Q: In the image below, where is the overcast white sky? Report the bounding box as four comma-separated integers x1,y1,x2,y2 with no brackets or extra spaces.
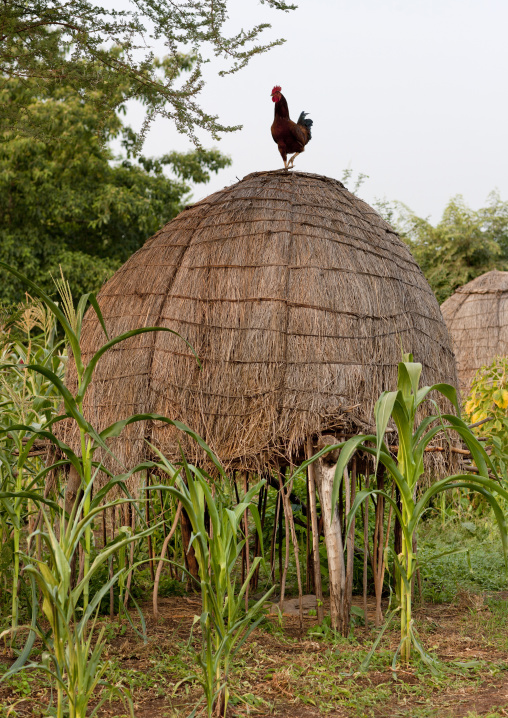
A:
127,0,507,222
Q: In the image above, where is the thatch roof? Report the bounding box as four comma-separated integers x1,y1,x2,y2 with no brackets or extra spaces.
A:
441,270,508,389
60,170,459,477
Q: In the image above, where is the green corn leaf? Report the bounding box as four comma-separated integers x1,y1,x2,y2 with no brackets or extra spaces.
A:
441,414,495,477
80,568,126,628
374,391,399,468
75,292,110,342
416,382,459,413
331,435,376,513
5,574,38,675
354,445,413,508
409,623,442,676
416,546,471,568
346,488,411,556
197,471,221,534
0,491,61,513
360,608,399,672
73,522,159,605
399,361,422,402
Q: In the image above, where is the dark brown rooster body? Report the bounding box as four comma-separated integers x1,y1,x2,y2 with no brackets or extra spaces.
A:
271,85,313,170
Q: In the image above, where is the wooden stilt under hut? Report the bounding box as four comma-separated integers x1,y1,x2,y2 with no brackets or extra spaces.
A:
59,170,460,634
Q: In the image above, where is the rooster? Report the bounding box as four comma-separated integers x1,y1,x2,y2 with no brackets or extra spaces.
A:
271,85,313,170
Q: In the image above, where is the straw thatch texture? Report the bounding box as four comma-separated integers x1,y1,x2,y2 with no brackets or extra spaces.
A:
60,170,459,478
441,270,508,389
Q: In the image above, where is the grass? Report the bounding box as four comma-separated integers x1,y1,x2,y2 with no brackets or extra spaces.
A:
418,514,508,603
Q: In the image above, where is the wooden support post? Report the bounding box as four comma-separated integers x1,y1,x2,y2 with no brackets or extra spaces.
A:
269,487,280,582
344,457,356,625
253,481,268,590
123,503,136,608
242,471,250,612
372,466,385,627
306,437,324,624
314,435,348,635
146,474,155,582
279,468,304,629
278,471,290,610
110,504,116,619
363,472,369,627
278,487,283,582
306,472,312,593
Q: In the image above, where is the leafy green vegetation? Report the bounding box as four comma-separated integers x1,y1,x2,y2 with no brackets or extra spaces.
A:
419,516,508,602
376,193,508,303
2,1,294,147
0,55,232,304
464,357,508,477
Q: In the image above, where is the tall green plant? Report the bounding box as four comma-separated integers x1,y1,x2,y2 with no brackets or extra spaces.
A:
0,479,154,717
149,449,274,718
332,357,508,667
0,298,66,640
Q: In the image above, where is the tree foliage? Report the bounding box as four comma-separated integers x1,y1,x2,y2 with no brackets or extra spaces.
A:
1,0,295,147
0,55,232,304
377,194,508,304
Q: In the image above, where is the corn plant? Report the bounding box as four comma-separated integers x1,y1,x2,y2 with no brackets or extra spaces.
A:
0,299,66,640
147,448,274,718
0,476,155,718
332,356,508,668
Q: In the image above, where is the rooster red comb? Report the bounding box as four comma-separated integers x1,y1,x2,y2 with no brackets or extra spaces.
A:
271,85,281,94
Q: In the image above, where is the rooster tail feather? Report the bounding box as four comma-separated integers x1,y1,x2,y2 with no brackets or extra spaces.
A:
297,111,313,140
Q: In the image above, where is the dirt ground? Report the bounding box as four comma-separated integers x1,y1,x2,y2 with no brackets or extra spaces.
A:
2,593,508,718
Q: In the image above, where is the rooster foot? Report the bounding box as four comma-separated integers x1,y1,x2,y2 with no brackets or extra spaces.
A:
287,152,300,169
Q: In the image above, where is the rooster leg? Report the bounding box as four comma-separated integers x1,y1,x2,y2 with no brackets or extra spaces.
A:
288,152,300,168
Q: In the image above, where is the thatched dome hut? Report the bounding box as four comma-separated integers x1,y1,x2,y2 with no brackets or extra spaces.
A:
441,269,508,389
62,170,458,475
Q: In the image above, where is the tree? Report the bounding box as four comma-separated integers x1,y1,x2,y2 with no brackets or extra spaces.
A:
0,0,295,148
375,194,508,304
0,57,231,304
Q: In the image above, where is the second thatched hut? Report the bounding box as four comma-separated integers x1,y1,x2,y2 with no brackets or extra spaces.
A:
441,269,508,389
